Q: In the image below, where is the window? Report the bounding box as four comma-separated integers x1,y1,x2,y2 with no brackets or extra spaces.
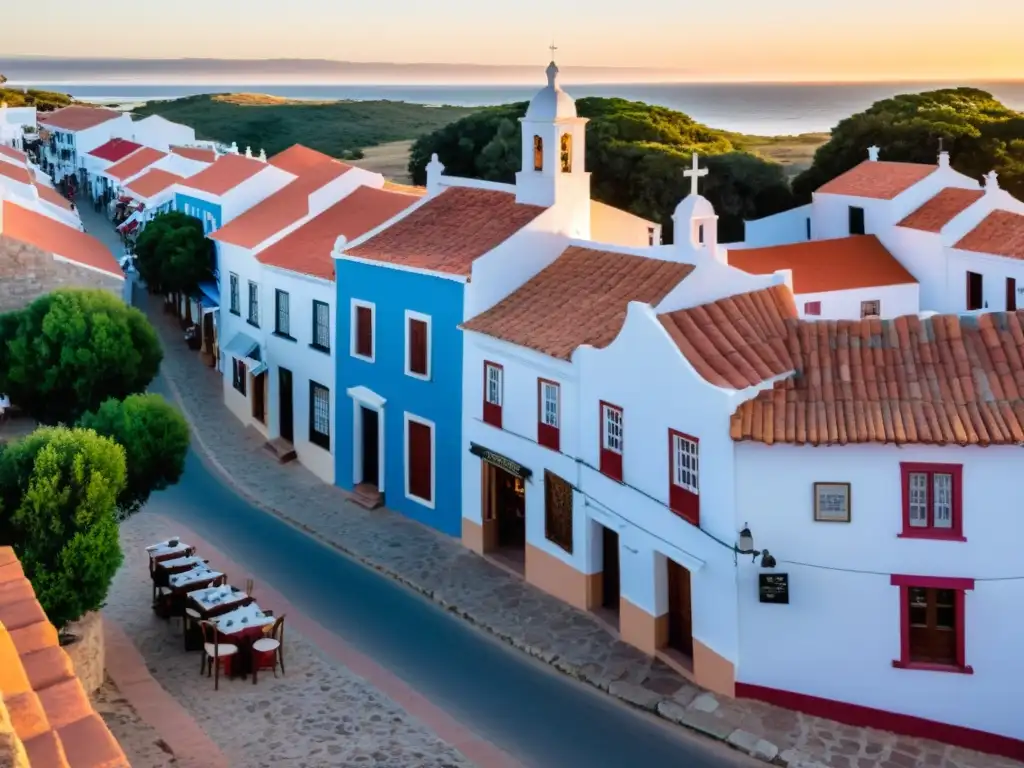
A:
669,430,699,524
229,273,240,315
405,311,431,379
560,133,572,173
274,289,291,338
648,227,656,246
247,281,259,327
849,206,865,235
860,299,880,318
891,574,974,674
600,402,623,481
231,358,247,396
966,271,983,311
309,381,330,450
803,301,822,316
533,135,543,171
405,414,434,508
538,379,560,451
899,463,964,540
805,217,812,240
312,300,330,352
544,470,574,553
1007,277,1017,311
350,300,373,361
483,362,503,428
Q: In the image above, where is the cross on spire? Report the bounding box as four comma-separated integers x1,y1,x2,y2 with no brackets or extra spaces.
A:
549,41,558,61
683,152,708,196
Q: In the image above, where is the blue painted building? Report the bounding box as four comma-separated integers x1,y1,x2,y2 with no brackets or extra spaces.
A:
173,191,222,235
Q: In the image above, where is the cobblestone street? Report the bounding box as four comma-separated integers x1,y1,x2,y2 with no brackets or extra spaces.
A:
124,272,1023,768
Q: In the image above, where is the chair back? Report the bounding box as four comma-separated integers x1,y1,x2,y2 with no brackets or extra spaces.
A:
199,620,220,649
270,614,285,643
245,578,254,596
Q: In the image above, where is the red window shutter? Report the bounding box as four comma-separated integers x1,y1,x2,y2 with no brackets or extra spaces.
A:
409,319,428,375
668,430,699,525
356,306,372,357
599,402,623,481
538,379,560,451
408,420,432,502
483,362,503,428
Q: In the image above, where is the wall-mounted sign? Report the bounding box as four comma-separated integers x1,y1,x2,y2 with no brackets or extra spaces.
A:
759,573,789,604
813,482,851,522
469,443,532,481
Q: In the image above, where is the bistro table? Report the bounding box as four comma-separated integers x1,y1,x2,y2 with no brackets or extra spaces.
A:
210,603,275,677
156,566,224,619
146,539,192,563
183,586,253,651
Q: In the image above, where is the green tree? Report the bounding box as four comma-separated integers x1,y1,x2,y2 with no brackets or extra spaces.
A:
408,98,795,242
134,210,215,296
0,289,162,425
0,427,125,629
793,88,1024,201
78,394,190,520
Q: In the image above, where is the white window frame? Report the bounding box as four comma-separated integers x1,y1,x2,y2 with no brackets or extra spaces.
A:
540,380,559,428
602,404,623,454
350,299,376,362
485,363,503,407
860,299,881,318
404,310,432,381
403,412,436,510
247,280,260,326
671,433,699,495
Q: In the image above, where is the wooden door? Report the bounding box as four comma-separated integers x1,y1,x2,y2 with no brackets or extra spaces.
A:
361,407,379,487
966,271,983,310
667,559,693,656
407,419,432,503
252,373,266,423
601,528,620,610
278,367,294,442
1007,277,1017,311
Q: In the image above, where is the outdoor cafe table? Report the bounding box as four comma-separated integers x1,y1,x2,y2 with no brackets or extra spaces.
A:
183,586,253,651
146,539,192,564
155,566,224,619
152,555,206,590
209,603,275,678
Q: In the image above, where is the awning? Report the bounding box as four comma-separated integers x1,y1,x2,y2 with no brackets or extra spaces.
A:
222,332,259,360
118,218,138,234
197,294,218,315
198,281,220,306
249,360,268,376
469,443,532,481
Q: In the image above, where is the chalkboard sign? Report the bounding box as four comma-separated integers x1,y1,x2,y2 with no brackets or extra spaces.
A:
759,573,789,604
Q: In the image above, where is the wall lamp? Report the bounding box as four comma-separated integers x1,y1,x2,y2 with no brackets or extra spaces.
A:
736,524,777,568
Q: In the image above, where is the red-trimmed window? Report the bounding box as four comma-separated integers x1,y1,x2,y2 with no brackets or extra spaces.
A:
538,378,560,451
803,301,821,316
669,430,699,525
599,402,623,481
483,362,503,428
891,574,974,674
899,463,964,540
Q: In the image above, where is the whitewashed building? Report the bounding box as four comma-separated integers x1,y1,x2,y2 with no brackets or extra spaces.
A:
126,114,196,153
0,102,36,151
0,144,81,228
36,106,132,187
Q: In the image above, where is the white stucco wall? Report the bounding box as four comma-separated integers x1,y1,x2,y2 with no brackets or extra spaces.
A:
945,247,1024,312
215,165,296,224
741,204,812,247
126,115,196,152
734,441,1024,741
590,200,660,248
795,282,919,319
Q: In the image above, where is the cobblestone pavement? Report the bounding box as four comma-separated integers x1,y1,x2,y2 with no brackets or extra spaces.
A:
92,676,178,768
136,283,1019,768
107,513,472,768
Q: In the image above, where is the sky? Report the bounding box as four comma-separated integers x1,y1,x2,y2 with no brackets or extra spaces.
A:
9,0,1024,82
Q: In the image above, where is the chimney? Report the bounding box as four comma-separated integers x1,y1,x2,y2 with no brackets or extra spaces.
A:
258,148,267,162
867,146,880,162
229,141,239,154
426,153,445,195
244,146,253,159
332,235,348,258
938,150,950,168
984,170,1000,194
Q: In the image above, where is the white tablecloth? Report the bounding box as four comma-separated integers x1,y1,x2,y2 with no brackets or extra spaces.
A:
146,539,189,559
159,555,205,570
211,604,274,636
189,586,247,610
169,566,222,589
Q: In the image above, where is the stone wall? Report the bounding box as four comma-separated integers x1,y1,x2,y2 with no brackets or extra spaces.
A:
0,235,123,314
64,611,104,695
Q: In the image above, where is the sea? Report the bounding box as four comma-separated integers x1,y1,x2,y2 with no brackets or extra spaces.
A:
20,81,1024,136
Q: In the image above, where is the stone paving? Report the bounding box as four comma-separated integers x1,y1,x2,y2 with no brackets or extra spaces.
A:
107,513,471,768
133,282,1021,768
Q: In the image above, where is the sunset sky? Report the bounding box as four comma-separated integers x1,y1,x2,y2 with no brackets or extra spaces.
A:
10,0,1024,82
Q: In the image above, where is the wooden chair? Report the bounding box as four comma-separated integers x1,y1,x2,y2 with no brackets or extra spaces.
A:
199,620,238,690
245,578,254,597
251,615,285,685
184,607,202,650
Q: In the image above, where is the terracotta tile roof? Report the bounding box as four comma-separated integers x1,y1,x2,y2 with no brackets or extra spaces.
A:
0,546,129,768
211,161,352,249
0,145,27,162
0,161,32,186
258,185,420,279
87,138,142,163
462,247,694,360
816,160,937,200
181,153,271,196
727,235,917,294
346,186,546,276
37,106,121,132
897,187,984,232
33,182,72,211
104,147,167,182
124,168,183,200
268,145,337,175
953,210,1024,260
1,201,122,277
170,145,217,163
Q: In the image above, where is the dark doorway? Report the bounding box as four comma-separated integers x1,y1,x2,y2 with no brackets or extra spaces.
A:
361,407,379,487
252,372,266,424
967,271,983,310
667,559,694,656
202,312,214,354
1007,277,1017,311
601,527,620,612
493,466,526,550
278,367,294,442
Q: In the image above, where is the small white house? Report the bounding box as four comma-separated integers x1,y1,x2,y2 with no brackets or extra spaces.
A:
0,102,36,151
37,106,132,187
0,146,81,228
126,114,196,153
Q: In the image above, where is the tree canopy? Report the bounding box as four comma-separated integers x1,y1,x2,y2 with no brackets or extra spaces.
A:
0,426,125,628
134,211,216,296
793,88,1024,201
79,394,190,519
408,97,797,242
0,289,162,425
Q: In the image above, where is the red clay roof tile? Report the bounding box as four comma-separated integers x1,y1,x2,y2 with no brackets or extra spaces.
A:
728,235,917,293
953,210,1024,260
104,147,167,182
897,187,984,232
0,144,28,162
34,182,72,211
345,186,546,276
268,144,337,175
0,160,32,186
181,153,271,196
170,145,217,163
816,160,937,199
211,161,352,249
258,186,421,280
462,247,694,359
1,201,122,277
87,138,142,163
124,168,183,200
37,106,121,132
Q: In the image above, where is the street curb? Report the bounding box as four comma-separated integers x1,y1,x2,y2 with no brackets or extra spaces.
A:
158,357,797,766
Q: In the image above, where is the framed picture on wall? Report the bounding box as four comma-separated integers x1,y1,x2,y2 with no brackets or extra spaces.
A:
813,482,851,522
